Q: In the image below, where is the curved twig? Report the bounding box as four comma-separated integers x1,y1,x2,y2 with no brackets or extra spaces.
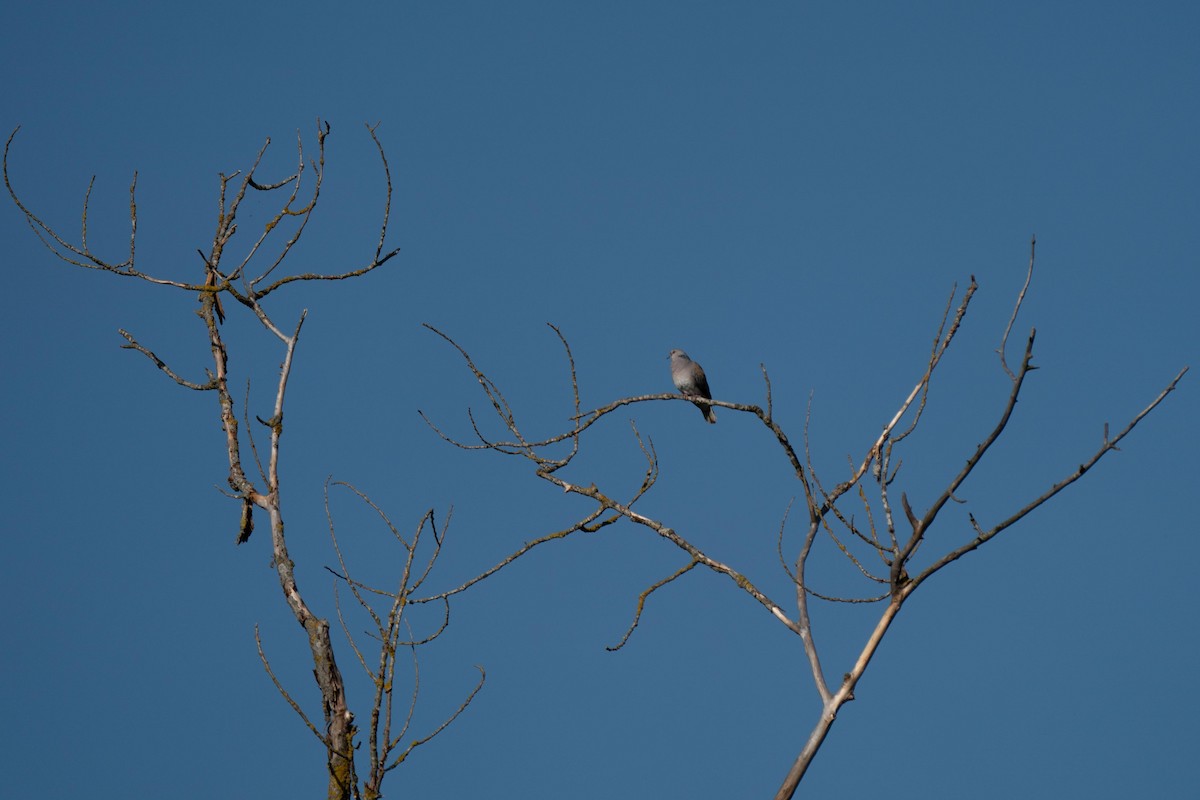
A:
607,560,700,651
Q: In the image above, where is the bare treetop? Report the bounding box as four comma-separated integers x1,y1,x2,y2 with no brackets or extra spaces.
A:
417,237,1187,799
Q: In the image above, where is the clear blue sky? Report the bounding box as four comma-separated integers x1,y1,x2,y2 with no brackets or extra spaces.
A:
2,3,1195,798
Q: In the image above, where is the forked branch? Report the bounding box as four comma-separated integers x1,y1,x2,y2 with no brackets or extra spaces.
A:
418,242,1185,800
7,123,441,800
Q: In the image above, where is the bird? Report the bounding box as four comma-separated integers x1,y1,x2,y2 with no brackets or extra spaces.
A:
668,349,716,424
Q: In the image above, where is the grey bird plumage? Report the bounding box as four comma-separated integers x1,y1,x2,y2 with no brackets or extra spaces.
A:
668,349,716,424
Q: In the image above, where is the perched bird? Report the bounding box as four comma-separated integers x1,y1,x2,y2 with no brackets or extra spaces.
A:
668,349,716,424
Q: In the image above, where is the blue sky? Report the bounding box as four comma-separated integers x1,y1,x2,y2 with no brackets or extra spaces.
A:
2,2,1196,798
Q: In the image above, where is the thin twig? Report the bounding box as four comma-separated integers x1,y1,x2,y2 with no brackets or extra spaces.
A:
607,560,700,651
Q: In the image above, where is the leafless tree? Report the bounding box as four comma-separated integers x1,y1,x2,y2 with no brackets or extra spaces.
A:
10,119,1188,796
417,239,1187,799
5,122,483,800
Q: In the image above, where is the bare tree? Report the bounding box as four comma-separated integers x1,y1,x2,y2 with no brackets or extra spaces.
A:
417,239,1187,799
9,120,1188,796
5,122,482,800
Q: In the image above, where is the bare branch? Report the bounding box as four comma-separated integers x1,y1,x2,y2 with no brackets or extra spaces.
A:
365,122,398,265
331,581,373,678
419,253,1184,800
794,511,830,702
999,235,1036,380
804,587,890,604
411,507,615,604
762,363,774,419
544,474,801,634
118,329,216,390
243,380,269,488
4,128,215,290
332,480,413,551
384,666,486,772
11,123,454,800
607,560,700,651
244,128,316,288
256,625,330,747
892,328,1037,585
913,365,1189,587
